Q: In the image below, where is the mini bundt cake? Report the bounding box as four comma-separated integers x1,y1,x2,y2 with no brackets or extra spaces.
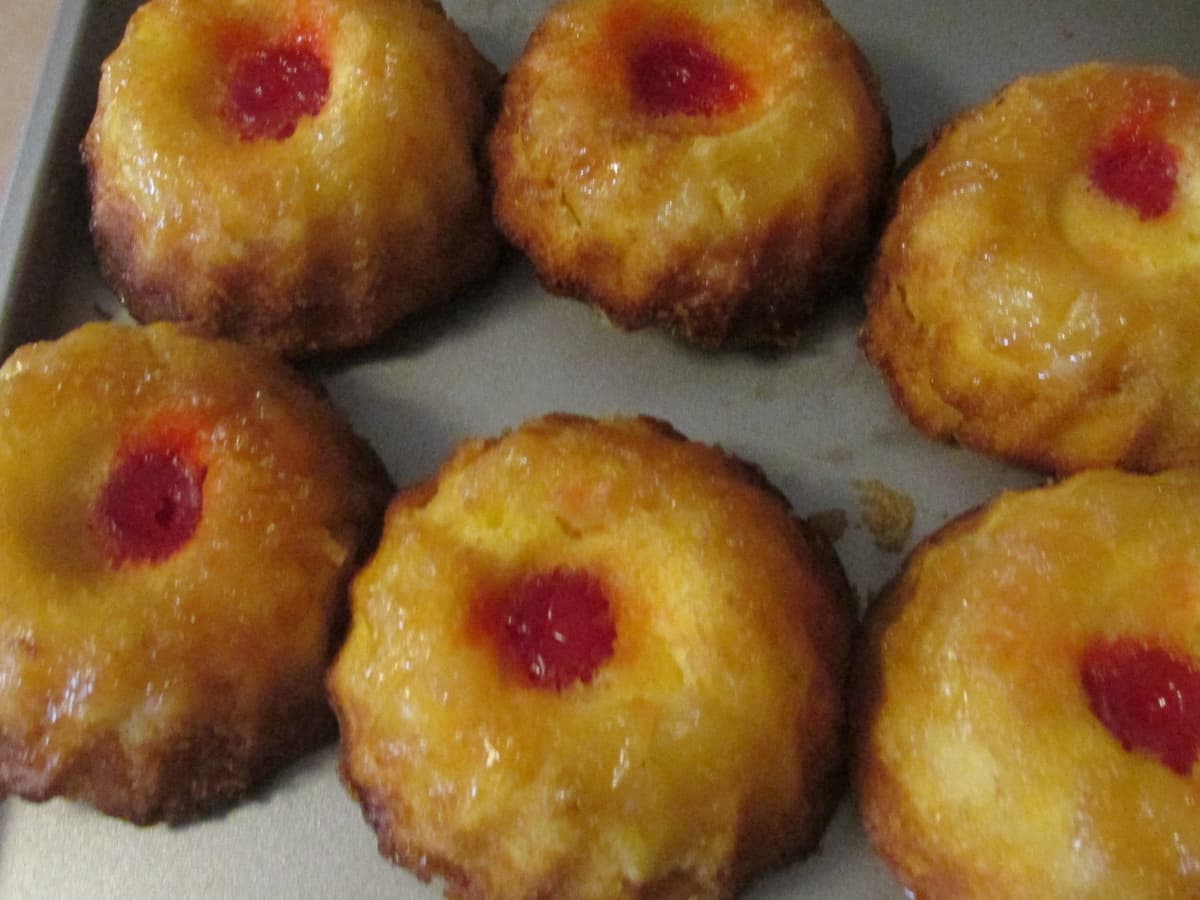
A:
328,413,856,898
490,0,892,348
84,0,500,356
855,468,1200,898
862,63,1200,474
0,322,392,823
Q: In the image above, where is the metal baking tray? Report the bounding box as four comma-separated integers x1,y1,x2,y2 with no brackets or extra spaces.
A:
0,0,1193,896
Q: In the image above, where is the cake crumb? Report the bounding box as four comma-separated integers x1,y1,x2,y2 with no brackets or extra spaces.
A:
806,508,849,543
854,478,915,552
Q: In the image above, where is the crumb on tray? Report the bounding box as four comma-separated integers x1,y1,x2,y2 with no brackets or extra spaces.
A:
854,478,915,552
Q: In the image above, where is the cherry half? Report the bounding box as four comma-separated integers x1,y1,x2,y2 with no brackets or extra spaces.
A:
1089,124,1180,220
1080,637,1200,776
95,435,206,567
225,35,330,141
628,35,751,118
478,568,616,691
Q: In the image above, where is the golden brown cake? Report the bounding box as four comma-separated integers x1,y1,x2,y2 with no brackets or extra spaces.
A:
84,0,500,357
862,63,1200,474
328,413,855,899
490,0,892,348
855,469,1200,899
0,322,392,823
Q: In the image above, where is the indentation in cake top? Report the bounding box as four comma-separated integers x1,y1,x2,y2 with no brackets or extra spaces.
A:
224,31,330,141
94,421,207,567
604,4,757,120
627,34,752,118
475,567,617,691
1088,98,1180,219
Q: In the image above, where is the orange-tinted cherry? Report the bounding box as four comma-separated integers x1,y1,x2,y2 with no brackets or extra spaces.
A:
226,36,329,141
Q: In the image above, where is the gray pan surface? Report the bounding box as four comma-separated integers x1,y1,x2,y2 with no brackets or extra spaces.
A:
0,0,1194,896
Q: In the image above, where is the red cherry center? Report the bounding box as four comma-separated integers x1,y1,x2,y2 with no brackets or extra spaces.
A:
1080,637,1200,776
1089,126,1179,220
226,37,330,141
482,568,616,691
628,36,750,118
96,441,206,567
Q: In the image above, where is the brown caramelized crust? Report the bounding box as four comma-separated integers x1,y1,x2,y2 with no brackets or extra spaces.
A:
0,322,392,823
490,0,892,348
854,470,1200,898
328,413,856,898
862,63,1200,474
84,0,500,357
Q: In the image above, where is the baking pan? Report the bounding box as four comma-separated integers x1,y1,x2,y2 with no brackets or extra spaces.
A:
0,0,1194,896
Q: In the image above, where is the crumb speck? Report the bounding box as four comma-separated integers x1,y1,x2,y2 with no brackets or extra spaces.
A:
854,478,915,552
806,507,849,542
